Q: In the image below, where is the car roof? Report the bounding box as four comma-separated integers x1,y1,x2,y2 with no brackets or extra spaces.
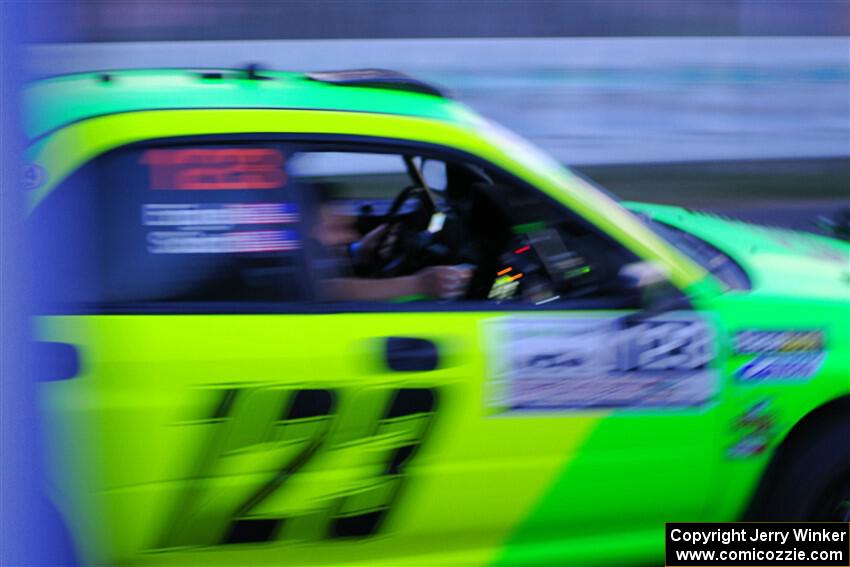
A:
24,67,472,141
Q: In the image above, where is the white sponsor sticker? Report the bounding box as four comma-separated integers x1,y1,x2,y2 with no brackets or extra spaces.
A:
485,312,717,412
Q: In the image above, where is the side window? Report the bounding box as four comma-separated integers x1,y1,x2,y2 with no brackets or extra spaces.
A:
287,148,641,307
289,151,410,200
30,139,645,311
31,142,309,309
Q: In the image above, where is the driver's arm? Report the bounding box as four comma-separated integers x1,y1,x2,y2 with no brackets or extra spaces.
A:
319,265,472,302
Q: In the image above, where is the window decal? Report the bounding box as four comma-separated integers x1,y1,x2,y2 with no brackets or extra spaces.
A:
142,203,299,226
146,229,300,254
142,203,301,254
140,148,286,190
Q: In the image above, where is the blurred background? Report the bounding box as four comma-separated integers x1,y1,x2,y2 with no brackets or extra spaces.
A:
0,2,848,564
20,0,850,232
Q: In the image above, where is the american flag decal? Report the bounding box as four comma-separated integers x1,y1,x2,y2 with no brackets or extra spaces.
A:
143,203,300,227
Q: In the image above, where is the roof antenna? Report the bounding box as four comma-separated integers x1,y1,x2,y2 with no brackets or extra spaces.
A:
243,63,270,81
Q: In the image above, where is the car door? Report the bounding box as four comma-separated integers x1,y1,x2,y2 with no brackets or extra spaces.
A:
32,138,586,567
33,135,725,567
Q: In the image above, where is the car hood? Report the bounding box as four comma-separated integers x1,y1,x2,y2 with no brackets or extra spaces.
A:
625,202,850,301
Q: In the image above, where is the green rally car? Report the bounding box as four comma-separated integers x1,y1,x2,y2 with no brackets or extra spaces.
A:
25,67,850,566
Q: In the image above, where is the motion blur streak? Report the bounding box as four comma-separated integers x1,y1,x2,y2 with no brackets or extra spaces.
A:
0,2,35,565
2,3,79,565
27,36,850,166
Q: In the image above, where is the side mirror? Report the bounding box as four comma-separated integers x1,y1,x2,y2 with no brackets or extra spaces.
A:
618,261,693,320
618,261,670,290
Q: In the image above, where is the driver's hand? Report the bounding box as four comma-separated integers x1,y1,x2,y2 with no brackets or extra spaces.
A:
356,223,400,264
417,265,474,299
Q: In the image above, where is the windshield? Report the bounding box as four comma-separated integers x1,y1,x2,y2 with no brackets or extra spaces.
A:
637,214,750,291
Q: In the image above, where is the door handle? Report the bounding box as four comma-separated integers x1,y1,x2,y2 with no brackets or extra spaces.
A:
384,337,439,372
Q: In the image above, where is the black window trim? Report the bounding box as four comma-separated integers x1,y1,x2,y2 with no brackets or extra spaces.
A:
36,295,642,316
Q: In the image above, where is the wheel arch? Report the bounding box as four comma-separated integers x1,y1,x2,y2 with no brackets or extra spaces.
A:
744,394,850,519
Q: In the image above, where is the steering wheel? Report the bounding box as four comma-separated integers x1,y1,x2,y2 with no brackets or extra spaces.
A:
368,185,435,277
